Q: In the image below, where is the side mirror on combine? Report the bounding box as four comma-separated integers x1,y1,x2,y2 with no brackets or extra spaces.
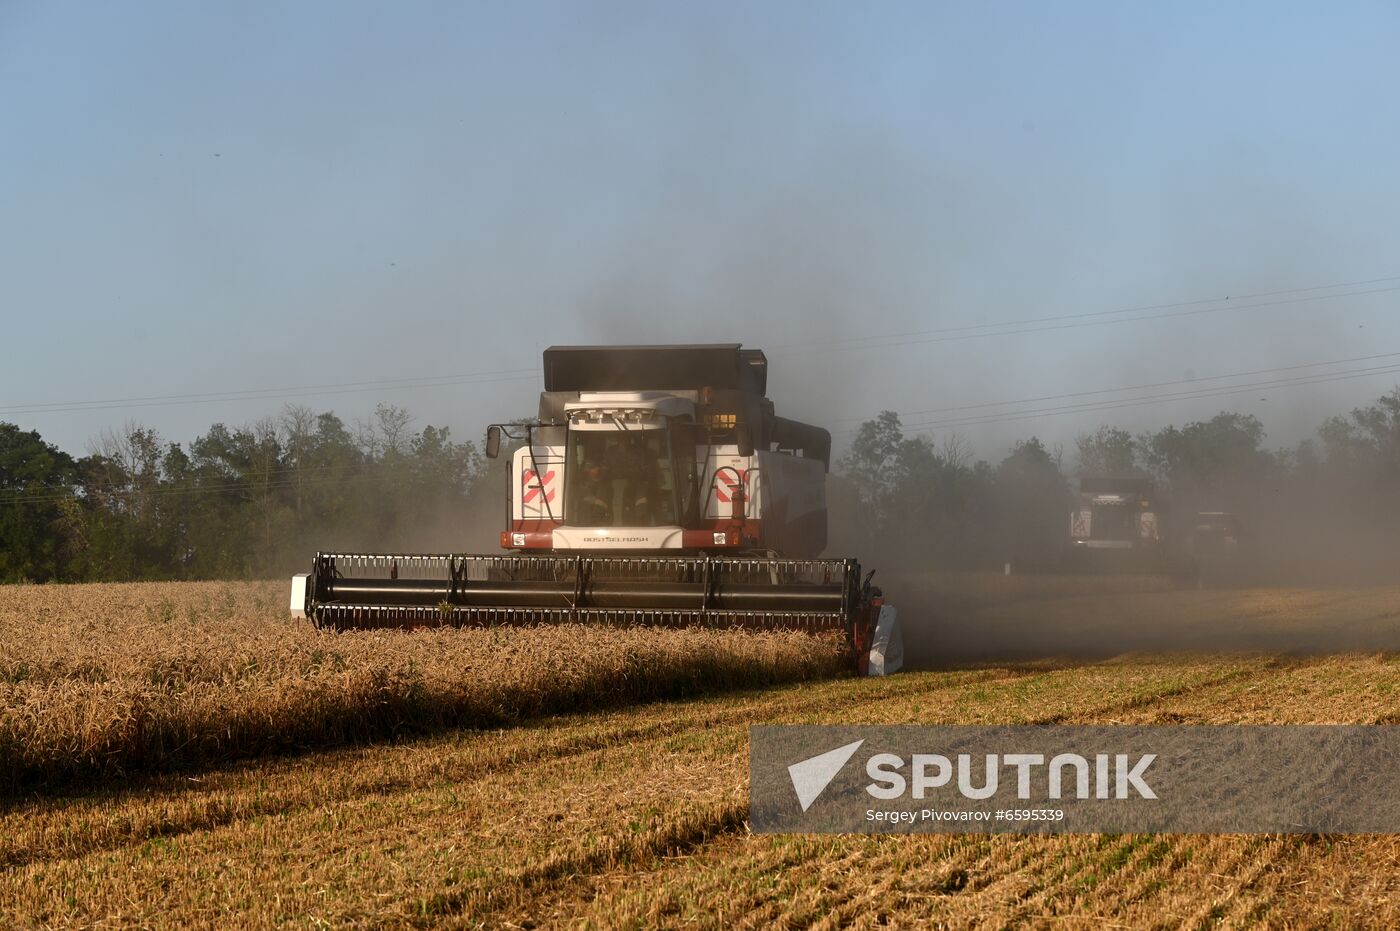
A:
737,424,755,457
485,425,502,459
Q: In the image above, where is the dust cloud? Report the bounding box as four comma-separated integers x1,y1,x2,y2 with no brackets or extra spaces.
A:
884,571,1400,669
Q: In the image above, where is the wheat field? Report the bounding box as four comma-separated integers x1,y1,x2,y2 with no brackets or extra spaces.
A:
0,581,844,790
3,579,1400,928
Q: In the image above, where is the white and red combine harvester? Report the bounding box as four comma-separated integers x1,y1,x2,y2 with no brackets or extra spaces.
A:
290,344,901,674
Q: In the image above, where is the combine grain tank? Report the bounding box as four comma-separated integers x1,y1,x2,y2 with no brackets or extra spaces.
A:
289,344,900,674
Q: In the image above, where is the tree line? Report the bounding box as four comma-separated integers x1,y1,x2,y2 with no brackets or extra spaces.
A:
0,404,490,582
823,389,1399,581
1,390,1397,583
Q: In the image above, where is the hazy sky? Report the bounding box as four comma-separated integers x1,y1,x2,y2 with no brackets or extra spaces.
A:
3,1,1398,463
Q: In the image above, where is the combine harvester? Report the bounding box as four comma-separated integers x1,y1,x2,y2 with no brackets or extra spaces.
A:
1068,476,1168,572
290,344,901,674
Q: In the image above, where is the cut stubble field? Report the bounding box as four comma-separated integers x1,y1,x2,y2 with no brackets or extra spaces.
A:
3,577,1400,928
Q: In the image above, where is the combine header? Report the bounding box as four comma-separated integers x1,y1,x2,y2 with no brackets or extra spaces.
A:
290,344,900,673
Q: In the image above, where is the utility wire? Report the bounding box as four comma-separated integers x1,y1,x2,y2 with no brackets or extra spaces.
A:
0,367,539,417
834,361,1400,436
0,459,462,508
3,272,1396,417
831,350,1400,423
11,359,1398,505
776,283,1400,356
9,359,1398,506
776,273,1400,354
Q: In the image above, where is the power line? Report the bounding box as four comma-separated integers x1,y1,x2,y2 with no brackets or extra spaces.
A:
3,272,1396,419
773,273,1400,353
835,361,1400,436
886,363,1400,432
0,458,466,508
8,359,1397,505
831,350,1400,423
0,427,506,506
775,282,1400,356
0,367,539,417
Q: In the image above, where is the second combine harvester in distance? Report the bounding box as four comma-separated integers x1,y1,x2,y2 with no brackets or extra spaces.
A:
291,344,901,674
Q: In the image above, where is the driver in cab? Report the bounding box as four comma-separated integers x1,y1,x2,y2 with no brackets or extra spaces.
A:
577,461,614,524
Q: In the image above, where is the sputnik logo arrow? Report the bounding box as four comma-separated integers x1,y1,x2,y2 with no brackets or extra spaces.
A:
788,739,865,812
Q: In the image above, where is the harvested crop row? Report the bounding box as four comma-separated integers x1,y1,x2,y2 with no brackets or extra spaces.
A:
484,655,1400,930
0,666,1031,874
0,581,846,791
0,656,1251,927
558,828,1400,929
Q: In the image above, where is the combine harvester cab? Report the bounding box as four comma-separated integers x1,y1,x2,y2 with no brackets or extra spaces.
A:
290,344,901,675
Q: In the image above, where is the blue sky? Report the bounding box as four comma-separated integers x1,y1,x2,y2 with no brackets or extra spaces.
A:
2,1,1398,462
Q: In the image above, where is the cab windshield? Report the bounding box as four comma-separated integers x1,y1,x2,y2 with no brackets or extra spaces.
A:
1090,503,1136,540
565,427,678,527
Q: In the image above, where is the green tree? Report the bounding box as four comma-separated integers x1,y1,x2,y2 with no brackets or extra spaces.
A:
71,425,180,579
835,412,996,570
1074,426,1140,477
0,423,77,582
1315,388,1400,530
994,437,1069,570
1142,413,1273,506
